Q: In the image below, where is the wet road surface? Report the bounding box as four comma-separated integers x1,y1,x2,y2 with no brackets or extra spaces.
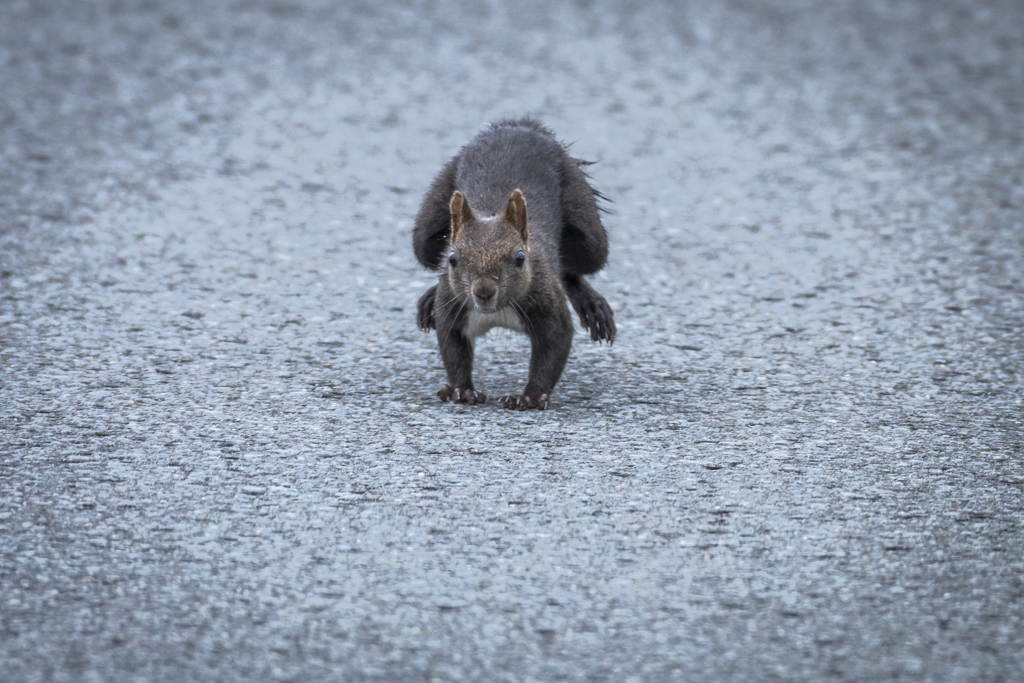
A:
2,1,1022,681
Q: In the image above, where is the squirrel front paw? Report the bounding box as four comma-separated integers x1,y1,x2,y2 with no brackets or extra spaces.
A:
501,393,550,411
417,285,437,331
577,296,616,344
437,385,487,405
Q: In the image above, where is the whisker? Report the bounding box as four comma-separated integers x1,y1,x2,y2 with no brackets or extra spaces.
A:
434,295,462,332
433,294,459,316
438,299,468,353
510,299,536,341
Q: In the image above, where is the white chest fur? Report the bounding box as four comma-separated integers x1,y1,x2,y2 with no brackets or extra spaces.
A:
463,307,526,339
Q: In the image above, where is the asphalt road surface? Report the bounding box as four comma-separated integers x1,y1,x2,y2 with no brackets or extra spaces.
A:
2,1,1022,681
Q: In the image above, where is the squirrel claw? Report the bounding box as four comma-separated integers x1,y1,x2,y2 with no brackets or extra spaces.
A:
576,296,616,343
437,385,487,405
501,393,549,411
417,285,437,331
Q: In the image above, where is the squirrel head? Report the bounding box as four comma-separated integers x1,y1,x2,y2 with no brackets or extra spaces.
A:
446,189,532,313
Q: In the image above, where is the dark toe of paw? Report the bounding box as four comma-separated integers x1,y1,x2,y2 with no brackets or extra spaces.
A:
592,305,616,343
417,289,437,330
450,388,486,405
501,394,549,410
578,299,616,343
417,305,435,331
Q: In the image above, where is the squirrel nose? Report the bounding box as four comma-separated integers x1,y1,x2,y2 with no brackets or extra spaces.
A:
472,279,497,303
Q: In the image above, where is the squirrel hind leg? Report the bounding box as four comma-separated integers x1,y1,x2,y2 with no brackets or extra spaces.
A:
563,274,616,343
559,159,609,275
417,284,437,331
412,157,458,269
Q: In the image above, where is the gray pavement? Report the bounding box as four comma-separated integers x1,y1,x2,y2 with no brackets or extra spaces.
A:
1,1,1022,681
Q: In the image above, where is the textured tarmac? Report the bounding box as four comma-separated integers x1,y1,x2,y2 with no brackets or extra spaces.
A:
1,1,1022,681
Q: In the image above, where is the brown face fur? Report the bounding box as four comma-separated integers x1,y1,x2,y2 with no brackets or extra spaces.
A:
446,190,532,313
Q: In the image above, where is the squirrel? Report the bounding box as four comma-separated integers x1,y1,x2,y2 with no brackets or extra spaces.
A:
412,118,616,410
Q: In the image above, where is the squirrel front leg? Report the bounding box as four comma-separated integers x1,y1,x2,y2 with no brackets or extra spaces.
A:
502,302,574,411
436,321,486,405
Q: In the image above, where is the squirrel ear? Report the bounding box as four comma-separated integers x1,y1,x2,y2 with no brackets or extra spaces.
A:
503,189,528,242
449,191,474,239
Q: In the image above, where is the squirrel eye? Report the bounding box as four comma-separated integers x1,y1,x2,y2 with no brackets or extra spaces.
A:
449,251,458,268
514,250,525,268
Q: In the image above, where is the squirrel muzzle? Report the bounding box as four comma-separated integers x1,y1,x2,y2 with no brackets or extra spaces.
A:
471,278,498,309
